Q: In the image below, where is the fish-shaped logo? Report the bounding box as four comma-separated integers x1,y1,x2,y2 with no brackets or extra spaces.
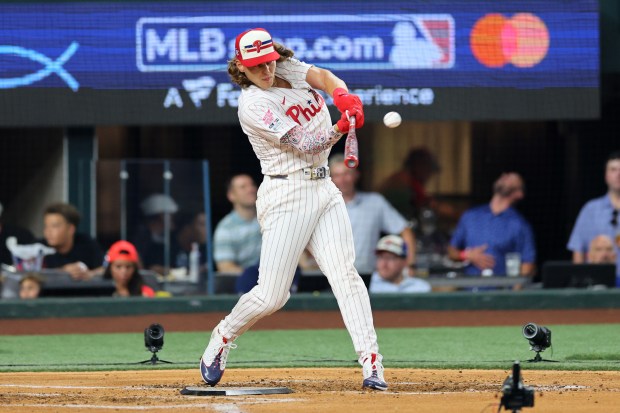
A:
0,42,80,91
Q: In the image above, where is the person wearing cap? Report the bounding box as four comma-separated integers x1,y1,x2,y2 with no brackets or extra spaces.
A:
380,147,441,220
0,201,36,267
379,147,460,240
369,235,431,294
133,193,180,274
41,202,104,280
103,240,155,297
200,28,387,391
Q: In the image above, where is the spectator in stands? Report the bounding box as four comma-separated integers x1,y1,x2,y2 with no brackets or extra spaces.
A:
379,147,458,229
134,193,180,275
379,147,439,220
369,235,431,294
447,172,536,277
568,151,620,284
42,202,104,280
329,154,416,275
587,235,617,265
103,240,155,297
213,174,262,274
174,210,207,271
19,273,43,299
0,201,35,267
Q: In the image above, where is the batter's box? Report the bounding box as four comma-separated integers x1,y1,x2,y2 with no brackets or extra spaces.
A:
181,386,293,396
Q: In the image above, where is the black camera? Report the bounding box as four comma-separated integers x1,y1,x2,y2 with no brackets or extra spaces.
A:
501,361,534,412
522,322,551,353
144,323,165,353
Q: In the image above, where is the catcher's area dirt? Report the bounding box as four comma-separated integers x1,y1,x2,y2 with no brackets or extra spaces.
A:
2,309,619,412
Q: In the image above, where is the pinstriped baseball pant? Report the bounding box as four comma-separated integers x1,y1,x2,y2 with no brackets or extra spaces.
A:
217,176,379,357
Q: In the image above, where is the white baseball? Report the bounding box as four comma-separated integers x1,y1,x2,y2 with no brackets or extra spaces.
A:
383,111,402,128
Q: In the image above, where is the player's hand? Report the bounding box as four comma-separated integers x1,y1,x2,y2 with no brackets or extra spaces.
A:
336,108,363,133
332,88,365,127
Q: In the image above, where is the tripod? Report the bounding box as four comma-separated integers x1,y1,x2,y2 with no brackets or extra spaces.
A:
139,349,172,365
526,350,557,363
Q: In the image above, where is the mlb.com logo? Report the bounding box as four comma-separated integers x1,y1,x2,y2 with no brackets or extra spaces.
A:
388,15,454,69
136,14,454,72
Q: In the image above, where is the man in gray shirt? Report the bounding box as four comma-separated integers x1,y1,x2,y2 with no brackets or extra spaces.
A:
329,155,416,274
213,174,262,273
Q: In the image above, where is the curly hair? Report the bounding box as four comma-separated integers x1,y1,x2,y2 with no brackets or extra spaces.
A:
228,42,294,88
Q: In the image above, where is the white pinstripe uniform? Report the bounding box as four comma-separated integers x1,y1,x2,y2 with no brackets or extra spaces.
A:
215,57,380,360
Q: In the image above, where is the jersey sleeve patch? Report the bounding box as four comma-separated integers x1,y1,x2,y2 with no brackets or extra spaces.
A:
262,108,284,133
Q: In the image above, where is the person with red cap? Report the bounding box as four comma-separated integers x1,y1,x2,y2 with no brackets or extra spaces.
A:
103,240,155,297
199,28,387,391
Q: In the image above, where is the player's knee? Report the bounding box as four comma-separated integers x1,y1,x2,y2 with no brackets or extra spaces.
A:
263,295,289,315
250,290,289,316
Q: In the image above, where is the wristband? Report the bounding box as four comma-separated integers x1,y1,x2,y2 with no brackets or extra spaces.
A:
459,249,468,261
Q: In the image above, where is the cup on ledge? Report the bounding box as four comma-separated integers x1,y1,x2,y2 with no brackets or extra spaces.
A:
505,252,522,277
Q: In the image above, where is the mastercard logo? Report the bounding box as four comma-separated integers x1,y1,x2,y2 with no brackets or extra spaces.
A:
470,13,550,68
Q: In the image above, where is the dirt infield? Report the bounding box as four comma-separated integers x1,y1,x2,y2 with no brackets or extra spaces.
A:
1,368,618,413
2,309,619,412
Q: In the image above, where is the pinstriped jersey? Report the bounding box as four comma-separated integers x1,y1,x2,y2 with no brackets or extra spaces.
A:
237,58,333,176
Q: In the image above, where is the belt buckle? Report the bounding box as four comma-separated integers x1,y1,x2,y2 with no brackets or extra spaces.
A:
314,167,326,179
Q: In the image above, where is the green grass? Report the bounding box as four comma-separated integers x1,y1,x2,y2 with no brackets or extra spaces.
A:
1,324,619,372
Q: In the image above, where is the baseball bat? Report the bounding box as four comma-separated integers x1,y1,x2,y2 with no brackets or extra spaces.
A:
344,115,359,169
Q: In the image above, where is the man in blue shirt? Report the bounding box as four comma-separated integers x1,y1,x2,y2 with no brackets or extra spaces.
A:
448,172,536,277
568,151,620,284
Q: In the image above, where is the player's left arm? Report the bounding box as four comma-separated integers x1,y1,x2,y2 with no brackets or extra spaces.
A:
306,66,364,129
306,66,347,97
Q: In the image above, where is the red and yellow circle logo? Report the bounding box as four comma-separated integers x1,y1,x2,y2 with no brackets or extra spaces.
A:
470,13,549,68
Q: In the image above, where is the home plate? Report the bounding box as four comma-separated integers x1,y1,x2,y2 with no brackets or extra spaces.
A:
181,386,293,396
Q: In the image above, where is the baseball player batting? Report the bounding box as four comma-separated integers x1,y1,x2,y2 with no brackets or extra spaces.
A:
200,27,387,391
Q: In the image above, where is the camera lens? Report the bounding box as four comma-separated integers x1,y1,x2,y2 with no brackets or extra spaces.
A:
144,323,165,351
522,323,538,339
148,324,164,340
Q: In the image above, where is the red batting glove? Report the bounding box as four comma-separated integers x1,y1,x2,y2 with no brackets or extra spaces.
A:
350,103,364,128
333,88,365,128
336,111,351,134
336,107,364,133
333,88,352,111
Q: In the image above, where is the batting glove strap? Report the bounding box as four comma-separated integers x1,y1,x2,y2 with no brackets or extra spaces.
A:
336,106,364,132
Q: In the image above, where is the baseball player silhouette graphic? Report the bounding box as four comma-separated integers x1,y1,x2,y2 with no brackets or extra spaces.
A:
199,28,387,391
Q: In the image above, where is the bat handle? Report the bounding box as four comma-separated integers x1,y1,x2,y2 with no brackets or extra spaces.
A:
344,115,359,169
348,114,356,132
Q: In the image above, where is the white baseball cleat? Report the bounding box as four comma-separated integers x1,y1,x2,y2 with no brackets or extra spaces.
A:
361,353,388,391
199,327,237,386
